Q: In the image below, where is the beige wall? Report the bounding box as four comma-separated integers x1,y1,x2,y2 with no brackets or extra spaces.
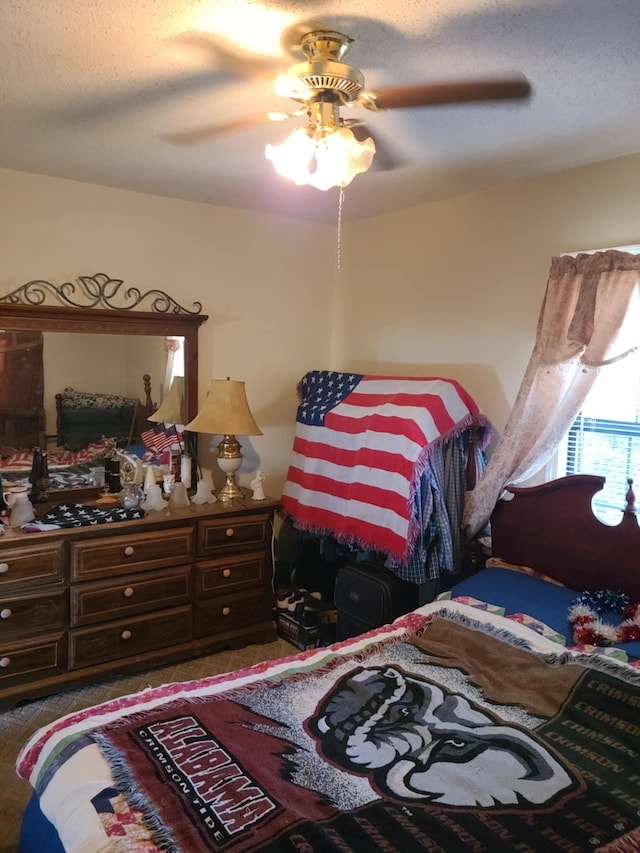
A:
340,152,640,439
0,168,334,495
3,152,640,495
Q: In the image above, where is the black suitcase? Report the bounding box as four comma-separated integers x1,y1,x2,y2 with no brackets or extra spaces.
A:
334,563,419,641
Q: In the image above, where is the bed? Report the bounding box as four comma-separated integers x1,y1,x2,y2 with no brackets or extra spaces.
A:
55,373,156,450
1,375,156,491
14,473,640,852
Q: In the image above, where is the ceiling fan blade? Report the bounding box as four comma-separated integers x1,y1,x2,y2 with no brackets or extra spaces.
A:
161,112,295,145
361,76,531,111
347,121,405,172
56,71,227,123
169,31,281,83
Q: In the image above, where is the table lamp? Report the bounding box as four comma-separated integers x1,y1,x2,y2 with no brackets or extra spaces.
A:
147,376,184,425
185,378,262,501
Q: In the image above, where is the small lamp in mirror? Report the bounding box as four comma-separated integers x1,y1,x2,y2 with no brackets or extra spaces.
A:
147,376,185,426
185,378,262,501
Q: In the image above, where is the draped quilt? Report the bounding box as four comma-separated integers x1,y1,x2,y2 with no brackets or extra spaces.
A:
281,371,490,564
22,610,640,852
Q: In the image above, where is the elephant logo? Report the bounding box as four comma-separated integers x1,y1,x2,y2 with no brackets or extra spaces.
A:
306,665,576,808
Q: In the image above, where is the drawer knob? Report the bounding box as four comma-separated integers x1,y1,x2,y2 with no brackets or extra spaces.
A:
222,569,231,578
0,563,8,574
222,606,231,616
124,546,135,557
0,608,11,620
121,630,132,640
123,587,134,598
225,528,234,538
0,656,10,668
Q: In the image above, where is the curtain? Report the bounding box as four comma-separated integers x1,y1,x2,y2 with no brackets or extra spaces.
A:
464,250,640,537
163,337,181,393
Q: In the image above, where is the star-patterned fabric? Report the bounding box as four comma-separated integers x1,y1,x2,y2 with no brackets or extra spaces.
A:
23,503,145,531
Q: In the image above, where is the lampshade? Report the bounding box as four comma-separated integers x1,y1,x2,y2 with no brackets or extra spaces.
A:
147,376,185,424
184,379,262,436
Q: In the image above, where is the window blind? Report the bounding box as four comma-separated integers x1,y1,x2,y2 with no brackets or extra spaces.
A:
564,354,640,524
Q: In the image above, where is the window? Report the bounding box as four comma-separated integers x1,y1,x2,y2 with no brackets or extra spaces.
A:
557,352,640,524
168,336,184,384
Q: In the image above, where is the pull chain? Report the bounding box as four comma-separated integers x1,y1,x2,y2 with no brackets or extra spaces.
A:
336,186,345,274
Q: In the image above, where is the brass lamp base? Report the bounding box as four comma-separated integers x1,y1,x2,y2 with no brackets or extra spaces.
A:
216,434,243,502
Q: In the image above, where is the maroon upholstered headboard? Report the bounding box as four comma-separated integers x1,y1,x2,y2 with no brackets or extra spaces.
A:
490,475,640,599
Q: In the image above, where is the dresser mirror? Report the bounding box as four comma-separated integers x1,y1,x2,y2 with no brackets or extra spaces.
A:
0,273,207,498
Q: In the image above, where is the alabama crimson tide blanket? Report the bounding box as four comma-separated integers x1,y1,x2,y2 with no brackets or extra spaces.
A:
83,614,640,852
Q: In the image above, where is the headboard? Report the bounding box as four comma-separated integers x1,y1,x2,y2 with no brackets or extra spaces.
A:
490,475,640,599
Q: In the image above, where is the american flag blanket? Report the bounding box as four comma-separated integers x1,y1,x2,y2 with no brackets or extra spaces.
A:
281,371,490,565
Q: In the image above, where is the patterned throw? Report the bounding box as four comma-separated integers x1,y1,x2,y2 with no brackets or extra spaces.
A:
281,371,490,563
85,615,640,852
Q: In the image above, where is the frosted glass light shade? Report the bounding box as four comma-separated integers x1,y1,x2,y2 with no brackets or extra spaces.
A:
265,126,375,191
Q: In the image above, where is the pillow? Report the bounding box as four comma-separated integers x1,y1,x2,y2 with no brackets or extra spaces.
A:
449,567,640,660
59,387,138,410
485,556,567,587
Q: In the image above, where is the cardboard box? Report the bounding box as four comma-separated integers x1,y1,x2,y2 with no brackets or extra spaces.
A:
274,609,319,651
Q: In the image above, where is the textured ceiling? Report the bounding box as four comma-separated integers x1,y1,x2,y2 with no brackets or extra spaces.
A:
1,0,639,222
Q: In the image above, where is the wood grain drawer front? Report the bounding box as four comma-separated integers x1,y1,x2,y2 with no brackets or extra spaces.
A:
70,565,191,627
195,553,267,596
198,514,271,556
194,589,272,638
0,542,64,590
0,633,66,684
70,526,194,581
68,605,192,669
0,587,67,638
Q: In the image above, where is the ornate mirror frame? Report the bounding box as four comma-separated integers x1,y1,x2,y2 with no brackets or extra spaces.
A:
0,273,208,495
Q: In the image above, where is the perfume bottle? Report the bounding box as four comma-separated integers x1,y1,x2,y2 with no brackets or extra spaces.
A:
118,461,143,509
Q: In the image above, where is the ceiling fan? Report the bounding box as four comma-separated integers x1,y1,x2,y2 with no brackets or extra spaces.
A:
164,29,532,190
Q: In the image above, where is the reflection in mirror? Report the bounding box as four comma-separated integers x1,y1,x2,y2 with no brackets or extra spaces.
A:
43,331,169,446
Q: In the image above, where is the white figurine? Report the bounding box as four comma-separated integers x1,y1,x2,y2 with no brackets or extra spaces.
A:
250,470,266,501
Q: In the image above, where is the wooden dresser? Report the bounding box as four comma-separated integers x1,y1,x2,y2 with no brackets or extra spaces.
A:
0,493,280,709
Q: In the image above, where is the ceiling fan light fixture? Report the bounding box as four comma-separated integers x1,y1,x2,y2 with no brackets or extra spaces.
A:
265,125,375,191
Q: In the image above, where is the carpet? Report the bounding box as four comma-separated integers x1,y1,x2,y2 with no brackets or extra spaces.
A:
0,638,292,853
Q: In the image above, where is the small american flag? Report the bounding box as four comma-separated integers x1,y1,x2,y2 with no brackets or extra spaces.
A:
141,423,179,452
281,371,488,564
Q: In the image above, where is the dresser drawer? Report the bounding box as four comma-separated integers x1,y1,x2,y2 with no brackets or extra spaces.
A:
0,542,64,590
197,513,271,556
0,587,67,638
0,632,66,684
70,565,191,627
194,552,268,596
68,605,192,669
70,526,194,581
194,589,272,638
